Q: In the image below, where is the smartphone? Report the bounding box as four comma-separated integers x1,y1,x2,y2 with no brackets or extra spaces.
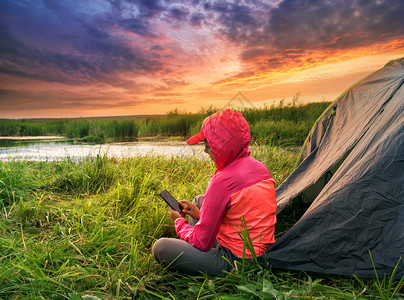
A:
159,189,183,212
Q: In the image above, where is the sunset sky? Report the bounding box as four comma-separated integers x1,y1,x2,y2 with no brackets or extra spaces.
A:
1,0,403,119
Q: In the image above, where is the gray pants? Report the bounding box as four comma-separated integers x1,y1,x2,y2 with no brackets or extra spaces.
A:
152,195,243,276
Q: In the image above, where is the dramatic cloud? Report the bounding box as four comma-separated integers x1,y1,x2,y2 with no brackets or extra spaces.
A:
0,0,403,118
207,0,404,71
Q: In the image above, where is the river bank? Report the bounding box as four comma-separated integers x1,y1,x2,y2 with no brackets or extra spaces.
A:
1,147,386,299
0,137,206,162
2,102,397,299
0,136,66,140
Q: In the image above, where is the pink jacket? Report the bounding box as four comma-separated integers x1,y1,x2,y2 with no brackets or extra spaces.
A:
175,110,277,257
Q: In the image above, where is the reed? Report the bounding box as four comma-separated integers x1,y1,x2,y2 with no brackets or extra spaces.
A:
0,102,330,146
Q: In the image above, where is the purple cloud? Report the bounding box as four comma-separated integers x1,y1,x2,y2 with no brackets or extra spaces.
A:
207,0,404,69
0,0,403,117
0,0,177,87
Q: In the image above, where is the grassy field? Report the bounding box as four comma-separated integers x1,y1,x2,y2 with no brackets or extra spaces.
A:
1,104,403,299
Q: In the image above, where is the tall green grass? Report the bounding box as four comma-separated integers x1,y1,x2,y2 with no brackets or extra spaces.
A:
245,102,331,145
0,159,39,206
0,154,215,298
1,149,402,298
0,102,330,146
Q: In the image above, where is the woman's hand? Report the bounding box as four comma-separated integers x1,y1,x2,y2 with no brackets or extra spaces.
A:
179,200,200,220
169,208,185,221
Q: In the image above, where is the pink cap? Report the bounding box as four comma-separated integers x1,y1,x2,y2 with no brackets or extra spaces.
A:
186,127,205,145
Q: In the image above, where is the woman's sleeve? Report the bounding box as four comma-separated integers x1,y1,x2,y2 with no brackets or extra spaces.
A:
174,179,230,251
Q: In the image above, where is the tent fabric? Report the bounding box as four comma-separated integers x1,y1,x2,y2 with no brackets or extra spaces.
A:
267,58,404,278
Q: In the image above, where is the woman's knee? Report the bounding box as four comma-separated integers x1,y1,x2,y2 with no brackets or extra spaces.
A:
152,238,170,261
152,238,189,263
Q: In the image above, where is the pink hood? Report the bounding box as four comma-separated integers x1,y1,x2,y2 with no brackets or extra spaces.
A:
202,109,251,171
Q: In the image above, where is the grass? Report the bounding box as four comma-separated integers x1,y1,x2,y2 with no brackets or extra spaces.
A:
354,254,404,300
0,101,331,147
1,152,402,299
0,154,217,299
1,103,403,299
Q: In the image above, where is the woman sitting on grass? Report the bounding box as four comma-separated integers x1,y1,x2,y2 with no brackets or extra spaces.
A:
152,109,277,276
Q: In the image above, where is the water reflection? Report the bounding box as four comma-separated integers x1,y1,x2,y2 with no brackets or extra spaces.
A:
0,139,206,161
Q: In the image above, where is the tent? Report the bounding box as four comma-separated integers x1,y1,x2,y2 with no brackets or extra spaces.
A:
266,58,404,278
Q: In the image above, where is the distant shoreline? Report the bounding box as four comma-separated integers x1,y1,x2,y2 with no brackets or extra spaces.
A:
0,136,66,140
0,114,163,121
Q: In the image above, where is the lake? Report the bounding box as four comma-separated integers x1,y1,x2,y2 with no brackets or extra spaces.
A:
0,137,206,161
